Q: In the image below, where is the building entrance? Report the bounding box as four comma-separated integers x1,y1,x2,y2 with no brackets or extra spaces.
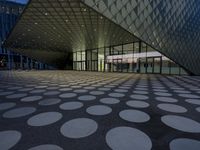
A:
113,59,122,72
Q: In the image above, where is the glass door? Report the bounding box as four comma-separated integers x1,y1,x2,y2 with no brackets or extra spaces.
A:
147,58,153,73
153,57,161,74
113,59,122,72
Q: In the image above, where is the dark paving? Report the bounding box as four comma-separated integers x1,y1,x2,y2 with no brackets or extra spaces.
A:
0,71,200,150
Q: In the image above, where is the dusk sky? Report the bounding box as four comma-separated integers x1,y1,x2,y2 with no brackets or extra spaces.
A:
7,0,29,4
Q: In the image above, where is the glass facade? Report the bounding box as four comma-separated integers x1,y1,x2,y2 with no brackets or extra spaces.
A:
0,0,51,70
73,41,188,75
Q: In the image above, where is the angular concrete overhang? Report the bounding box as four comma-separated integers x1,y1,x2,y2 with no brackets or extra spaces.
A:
4,0,139,67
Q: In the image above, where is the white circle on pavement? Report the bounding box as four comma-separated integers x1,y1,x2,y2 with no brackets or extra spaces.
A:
133,91,148,94
60,118,98,138
59,93,77,98
21,96,42,102
0,102,16,111
0,91,14,96
106,127,152,150
27,112,62,126
119,109,150,123
43,91,60,96
86,105,112,115
28,144,63,150
154,92,172,97
78,95,96,101
100,98,120,104
126,101,149,108
98,88,111,91
185,99,200,105
73,89,88,93
90,91,105,95
30,89,46,94
3,107,36,118
130,94,149,100
59,88,72,92
114,89,128,93
38,98,61,106
196,107,200,112
0,130,21,150
178,94,200,99
161,115,200,133
155,97,178,103
170,138,200,150
109,93,125,98
60,102,83,110
157,104,187,113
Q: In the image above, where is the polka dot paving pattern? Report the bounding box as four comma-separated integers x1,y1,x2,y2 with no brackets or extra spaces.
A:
0,71,200,150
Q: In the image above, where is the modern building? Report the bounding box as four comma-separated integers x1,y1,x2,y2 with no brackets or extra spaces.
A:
0,0,52,70
3,0,200,75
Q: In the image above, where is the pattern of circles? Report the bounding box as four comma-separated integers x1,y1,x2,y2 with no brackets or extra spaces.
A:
161,115,200,133
119,109,150,123
130,94,149,100
86,105,112,115
28,144,63,150
108,93,125,98
0,130,21,150
185,99,200,105
157,104,187,113
78,95,96,101
21,96,42,102
170,138,200,150
126,101,149,108
27,112,62,126
106,127,152,150
0,102,16,111
59,93,77,98
60,102,83,110
3,107,36,118
155,97,178,103
38,98,61,106
60,118,98,138
100,98,120,104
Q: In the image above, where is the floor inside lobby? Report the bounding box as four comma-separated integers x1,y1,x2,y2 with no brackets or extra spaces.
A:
0,71,200,150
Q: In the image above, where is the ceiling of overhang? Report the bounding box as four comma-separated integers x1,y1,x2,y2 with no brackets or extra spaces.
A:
4,0,140,52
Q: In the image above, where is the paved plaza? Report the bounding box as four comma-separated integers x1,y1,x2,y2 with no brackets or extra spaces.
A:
0,71,200,150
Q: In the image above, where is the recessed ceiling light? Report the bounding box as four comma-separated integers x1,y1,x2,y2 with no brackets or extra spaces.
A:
27,29,31,31
83,8,87,12
34,22,38,25
65,19,69,22
44,12,48,16
100,16,103,19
